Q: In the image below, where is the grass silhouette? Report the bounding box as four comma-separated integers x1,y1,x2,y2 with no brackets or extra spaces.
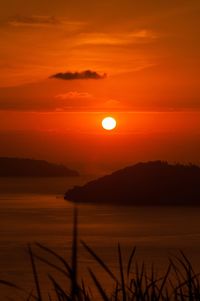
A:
1,207,200,301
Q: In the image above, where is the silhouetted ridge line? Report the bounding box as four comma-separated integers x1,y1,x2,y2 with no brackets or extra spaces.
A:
64,161,200,205
0,157,79,177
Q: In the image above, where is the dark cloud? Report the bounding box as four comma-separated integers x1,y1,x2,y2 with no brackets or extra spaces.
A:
50,70,106,80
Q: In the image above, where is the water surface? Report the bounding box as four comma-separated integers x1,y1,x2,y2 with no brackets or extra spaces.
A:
1,177,200,299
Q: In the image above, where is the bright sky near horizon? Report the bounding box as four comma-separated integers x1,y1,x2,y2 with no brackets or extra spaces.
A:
0,1,200,173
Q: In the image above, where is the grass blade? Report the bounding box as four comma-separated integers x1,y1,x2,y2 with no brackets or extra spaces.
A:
118,243,126,301
88,268,110,301
48,274,70,301
127,246,136,278
35,242,72,276
0,279,22,291
81,241,117,282
28,244,42,301
71,206,79,300
157,263,171,300
34,254,69,278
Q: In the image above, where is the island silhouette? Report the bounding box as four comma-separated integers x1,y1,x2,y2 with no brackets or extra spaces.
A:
0,157,79,177
65,161,200,205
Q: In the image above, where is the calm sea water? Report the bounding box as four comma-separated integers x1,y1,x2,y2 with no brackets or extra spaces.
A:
1,177,200,299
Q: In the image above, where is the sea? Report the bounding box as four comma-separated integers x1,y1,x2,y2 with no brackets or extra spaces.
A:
1,177,200,300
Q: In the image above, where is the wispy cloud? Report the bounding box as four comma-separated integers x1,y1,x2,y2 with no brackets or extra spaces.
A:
6,15,85,31
54,91,94,111
50,70,107,80
103,99,122,108
75,30,158,46
54,92,124,111
7,15,60,27
56,91,92,100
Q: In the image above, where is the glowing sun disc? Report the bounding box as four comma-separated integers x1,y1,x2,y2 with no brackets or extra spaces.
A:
102,117,117,130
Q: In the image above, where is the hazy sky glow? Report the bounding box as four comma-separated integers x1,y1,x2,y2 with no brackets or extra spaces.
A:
0,1,200,173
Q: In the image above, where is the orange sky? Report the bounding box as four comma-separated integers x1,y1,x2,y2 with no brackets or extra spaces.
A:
0,1,200,174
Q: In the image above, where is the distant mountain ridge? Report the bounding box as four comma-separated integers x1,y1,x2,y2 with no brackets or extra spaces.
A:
64,161,200,205
0,157,79,177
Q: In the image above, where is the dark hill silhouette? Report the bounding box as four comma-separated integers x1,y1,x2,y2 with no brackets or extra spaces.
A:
0,157,79,177
65,161,200,205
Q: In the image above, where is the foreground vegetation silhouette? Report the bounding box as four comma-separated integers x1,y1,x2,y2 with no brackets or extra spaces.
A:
1,208,200,301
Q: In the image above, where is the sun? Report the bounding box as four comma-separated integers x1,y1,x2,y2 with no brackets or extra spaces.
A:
102,116,117,131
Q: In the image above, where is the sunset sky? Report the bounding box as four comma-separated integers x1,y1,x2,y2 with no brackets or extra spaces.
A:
0,0,200,174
